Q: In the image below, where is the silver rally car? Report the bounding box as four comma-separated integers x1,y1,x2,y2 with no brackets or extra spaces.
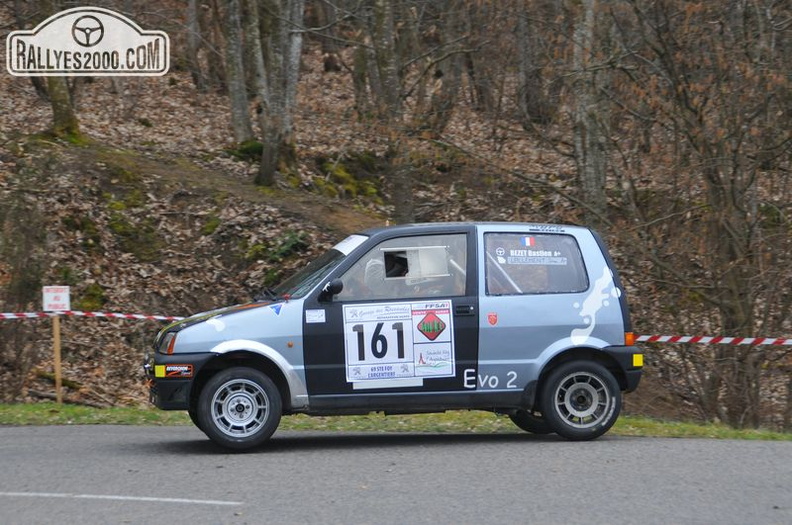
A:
145,222,642,450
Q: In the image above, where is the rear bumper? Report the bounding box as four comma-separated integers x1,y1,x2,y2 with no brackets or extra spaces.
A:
602,345,643,392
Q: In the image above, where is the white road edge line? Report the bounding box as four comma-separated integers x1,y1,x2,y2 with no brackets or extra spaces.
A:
0,492,243,506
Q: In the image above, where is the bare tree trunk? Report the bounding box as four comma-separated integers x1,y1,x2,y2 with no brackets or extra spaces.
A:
206,0,227,91
0,191,45,401
462,2,495,113
351,36,372,117
391,143,414,224
13,0,48,99
226,0,254,143
253,0,305,186
516,1,555,126
245,0,268,104
417,0,463,137
368,0,413,223
186,0,207,92
282,0,305,134
252,0,279,186
372,0,400,120
47,76,80,139
35,0,80,139
572,0,608,226
314,0,342,72
785,372,792,432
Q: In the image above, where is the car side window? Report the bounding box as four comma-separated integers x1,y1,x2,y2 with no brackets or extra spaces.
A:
337,233,467,301
484,233,588,295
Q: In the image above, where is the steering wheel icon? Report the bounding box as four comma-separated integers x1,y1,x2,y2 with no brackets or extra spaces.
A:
72,15,104,47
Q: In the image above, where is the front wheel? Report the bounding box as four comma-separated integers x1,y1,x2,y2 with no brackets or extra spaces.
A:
188,407,203,432
197,367,282,450
540,361,621,441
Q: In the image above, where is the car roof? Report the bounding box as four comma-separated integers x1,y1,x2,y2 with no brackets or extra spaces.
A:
358,221,589,237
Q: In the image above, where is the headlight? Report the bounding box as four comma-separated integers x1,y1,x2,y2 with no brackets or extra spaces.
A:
158,332,177,354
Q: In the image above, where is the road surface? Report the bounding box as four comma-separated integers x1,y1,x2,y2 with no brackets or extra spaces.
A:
0,425,790,524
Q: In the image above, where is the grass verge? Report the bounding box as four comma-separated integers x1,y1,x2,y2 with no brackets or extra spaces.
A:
0,403,789,440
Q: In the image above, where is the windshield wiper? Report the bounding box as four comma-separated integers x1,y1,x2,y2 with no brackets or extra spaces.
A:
253,287,280,302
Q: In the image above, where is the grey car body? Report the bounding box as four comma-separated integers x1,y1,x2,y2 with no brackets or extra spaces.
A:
146,222,642,449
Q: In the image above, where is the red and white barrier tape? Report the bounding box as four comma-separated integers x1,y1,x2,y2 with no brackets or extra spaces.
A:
0,311,183,322
1,311,791,345
636,335,792,346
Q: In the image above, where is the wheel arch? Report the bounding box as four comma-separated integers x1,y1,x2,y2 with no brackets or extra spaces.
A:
190,351,294,415
536,347,628,404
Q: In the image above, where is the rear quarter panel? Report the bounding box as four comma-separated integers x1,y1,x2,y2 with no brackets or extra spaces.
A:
474,225,626,393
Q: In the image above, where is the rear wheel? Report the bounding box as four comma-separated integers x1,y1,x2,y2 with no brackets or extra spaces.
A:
509,410,553,435
197,367,282,450
540,361,621,441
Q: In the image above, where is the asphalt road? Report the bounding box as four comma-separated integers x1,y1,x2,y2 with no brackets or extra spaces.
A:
0,425,790,525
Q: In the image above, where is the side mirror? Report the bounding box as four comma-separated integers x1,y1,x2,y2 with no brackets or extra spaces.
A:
319,278,343,301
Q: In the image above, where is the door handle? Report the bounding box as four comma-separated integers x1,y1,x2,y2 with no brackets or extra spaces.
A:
454,304,475,316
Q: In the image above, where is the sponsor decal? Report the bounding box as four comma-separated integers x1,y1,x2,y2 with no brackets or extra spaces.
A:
270,304,282,316
571,266,618,345
417,312,446,341
305,309,326,324
166,364,193,378
526,224,565,233
507,248,567,266
487,312,498,326
154,364,193,378
6,6,169,76
343,300,455,383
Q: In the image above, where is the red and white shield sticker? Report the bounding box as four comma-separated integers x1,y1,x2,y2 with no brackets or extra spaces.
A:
487,312,498,326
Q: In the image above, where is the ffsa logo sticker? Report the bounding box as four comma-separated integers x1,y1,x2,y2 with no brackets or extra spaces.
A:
6,6,170,76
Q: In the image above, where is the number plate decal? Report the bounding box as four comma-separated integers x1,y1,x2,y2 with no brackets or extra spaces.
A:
343,301,455,383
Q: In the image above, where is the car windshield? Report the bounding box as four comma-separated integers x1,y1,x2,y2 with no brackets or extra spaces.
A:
271,234,368,299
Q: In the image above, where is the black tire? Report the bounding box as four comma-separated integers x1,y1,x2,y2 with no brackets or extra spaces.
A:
509,410,553,435
188,407,203,432
539,361,621,441
197,367,282,450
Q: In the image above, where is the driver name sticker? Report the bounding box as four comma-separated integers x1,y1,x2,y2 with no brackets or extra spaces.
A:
343,301,455,383
305,309,326,324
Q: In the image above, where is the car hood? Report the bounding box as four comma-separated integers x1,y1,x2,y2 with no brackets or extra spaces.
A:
154,301,277,348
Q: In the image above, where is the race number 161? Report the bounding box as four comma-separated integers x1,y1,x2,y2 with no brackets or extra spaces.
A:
349,321,411,362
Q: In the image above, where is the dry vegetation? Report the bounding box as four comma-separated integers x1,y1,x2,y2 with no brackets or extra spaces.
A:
0,2,789,430
0,42,585,410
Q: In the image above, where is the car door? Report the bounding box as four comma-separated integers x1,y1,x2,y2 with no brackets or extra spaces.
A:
302,228,478,406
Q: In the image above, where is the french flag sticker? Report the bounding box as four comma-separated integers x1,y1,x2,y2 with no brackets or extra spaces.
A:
522,237,536,247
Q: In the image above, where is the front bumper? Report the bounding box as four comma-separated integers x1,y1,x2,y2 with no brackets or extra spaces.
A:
144,352,214,410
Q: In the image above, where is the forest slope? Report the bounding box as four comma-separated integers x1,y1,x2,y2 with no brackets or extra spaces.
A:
1,34,788,429
0,44,581,409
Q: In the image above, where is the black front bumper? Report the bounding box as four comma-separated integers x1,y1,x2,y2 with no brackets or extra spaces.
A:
144,352,214,410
